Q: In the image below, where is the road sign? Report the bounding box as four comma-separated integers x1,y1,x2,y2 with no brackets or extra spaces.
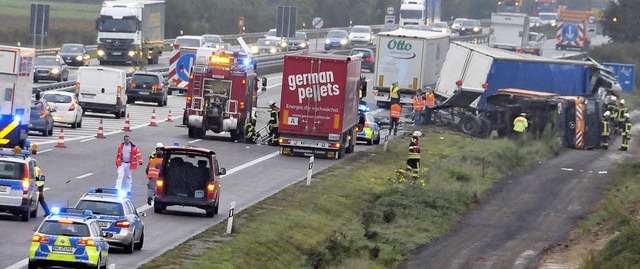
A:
386,5,395,15
561,24,578,42
587,15,596,24
312,17,323,29
30,4,50,36
175,53,196,82
276,6,297,38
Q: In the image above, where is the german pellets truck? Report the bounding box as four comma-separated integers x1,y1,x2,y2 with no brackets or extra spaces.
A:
373,29,449,108
0,46,35,148
278,54,362,159
96,0,165,65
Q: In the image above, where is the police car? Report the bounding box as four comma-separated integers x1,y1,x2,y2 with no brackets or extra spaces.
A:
29,207,110,269
74,188,145,253
356,103,381,145
0,147,40,221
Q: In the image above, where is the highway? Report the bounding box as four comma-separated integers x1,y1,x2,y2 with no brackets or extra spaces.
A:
2,33,610,269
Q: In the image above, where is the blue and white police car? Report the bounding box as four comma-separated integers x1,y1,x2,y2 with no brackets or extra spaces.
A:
356,103,381,145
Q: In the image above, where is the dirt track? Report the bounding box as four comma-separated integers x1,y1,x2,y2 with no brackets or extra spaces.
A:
400,127,636,268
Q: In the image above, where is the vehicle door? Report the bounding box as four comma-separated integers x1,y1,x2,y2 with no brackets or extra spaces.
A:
126,201,143,236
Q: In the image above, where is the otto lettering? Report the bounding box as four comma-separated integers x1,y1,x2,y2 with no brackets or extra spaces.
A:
387,39,412,51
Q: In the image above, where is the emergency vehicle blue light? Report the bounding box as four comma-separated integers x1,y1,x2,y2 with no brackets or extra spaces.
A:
13,115,21,123
242,58,252,66
173,142,180,146
358,104,370,112
117,190,128,197
51,207,61,215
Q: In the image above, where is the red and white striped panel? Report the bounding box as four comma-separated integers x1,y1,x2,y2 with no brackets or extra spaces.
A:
575,102,584,149
556,23,586,47
167,49,181,87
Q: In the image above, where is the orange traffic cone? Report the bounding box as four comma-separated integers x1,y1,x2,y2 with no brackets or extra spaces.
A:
31,144,38,155
149,109,158,127
96,119,106,138
122,113,131,132
56,128,67,148
167,110,173,122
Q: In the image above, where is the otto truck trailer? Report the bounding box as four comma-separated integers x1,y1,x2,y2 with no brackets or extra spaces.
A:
435,41,620,137
555,9,590,51
96,0,165,65
278,54,362,159
373,29,449,108
0,46,35,148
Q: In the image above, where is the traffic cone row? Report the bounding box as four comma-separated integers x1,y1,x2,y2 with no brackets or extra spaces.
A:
55,128,66,148
122,113,131,132
96,119,106,138
149,109,158,127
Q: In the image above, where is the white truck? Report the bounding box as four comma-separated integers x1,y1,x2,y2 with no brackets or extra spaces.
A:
96,0,165,65
373,29,449,108
489,13,545,56
400,0,427,27
0,46,35,148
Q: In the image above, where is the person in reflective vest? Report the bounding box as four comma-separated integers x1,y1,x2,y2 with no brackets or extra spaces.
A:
245,118,260,144
268,101,280,146
146,143,164,205
619,113,632,151
609,108,618,135
513,113,528,138
390,103,402,136
601,111,610,150
407,131,421,179
115,135,143,192
34,160,50,217
389,81,400,105
616,99,628,134
424,87,436,125
412,91,424,126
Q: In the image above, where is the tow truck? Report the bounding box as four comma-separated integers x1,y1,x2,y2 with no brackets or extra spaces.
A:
184,48,266,140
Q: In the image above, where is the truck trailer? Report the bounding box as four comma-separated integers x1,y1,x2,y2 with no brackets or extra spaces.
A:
373,29,449,108
96,0,165,65
278,54,362,159
489,12,545,56
0,46,35,148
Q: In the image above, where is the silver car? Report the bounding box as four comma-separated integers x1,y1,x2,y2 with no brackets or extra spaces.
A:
349,25,374,45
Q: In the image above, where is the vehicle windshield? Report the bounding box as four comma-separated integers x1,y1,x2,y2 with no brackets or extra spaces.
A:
132,74,159,84
400,10,423,19
60,45,83,53
293,33,307,40
97,17,137,33
203,35,222,43
462,20,480,27
76,200,125,216
176,38,201,47
432,22,448,28
0,161,24,180
326,31,347,38
266,29,277,37
35,57,60,66
539,14,557,20
257,39,274,46
39,221,91,237
43,94,72,104
351,26,370,33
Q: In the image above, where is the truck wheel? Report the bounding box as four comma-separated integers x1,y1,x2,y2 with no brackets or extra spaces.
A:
459,115,482,137
478,118,493,138
153,201,165,214
188,127,196,138
99,60,104,65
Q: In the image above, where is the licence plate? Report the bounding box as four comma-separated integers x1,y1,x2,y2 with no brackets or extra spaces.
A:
112,52,122,56
0,185,9,193
98,221,111,228
82,94,94,99
138,92,149,95
53,246,75,253
53,115,62,121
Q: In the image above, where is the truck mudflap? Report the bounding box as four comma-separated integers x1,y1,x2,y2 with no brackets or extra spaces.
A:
280,145,340,159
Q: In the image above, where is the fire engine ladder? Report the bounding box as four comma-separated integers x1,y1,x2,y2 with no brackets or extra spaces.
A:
256,124,273,144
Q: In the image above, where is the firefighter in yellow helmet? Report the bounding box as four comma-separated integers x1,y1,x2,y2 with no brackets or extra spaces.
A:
601,111,611,149
619,113,632,151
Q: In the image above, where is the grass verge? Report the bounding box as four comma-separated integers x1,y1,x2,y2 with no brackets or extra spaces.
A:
141,128,562,269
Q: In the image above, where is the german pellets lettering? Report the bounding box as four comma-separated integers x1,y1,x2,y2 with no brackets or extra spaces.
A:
288,71,340,103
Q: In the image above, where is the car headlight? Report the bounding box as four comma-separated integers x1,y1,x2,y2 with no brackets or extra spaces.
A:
299,42,307,48
473,27,479,32
325,39,331,44
461,27,466,31
84,54,90,60
75,55,83,61
250,46,259,54
442,29,447,33
270,47,277,54
97,49,105,56
348,34,353,39
340,39,347,45
551,22,556,27
365,34,371,40
51,68,60,74
280,42,287,48
128,51,135,57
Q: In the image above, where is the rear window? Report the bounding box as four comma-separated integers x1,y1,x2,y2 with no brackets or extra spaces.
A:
35,57,60,66
131,74,159,84
76,200,125,216
39,221,90,237
176,38,201,47
350,50,371,57
266,29,277,37
0,161,24,180
327,31,347,38
43,94,72,103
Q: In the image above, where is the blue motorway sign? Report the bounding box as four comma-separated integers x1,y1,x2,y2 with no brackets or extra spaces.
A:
603,62,637,93
561,24,579,42
176,53,196,82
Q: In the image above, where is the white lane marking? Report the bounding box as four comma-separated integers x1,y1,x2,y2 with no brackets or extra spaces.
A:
38,149,53,154
372,108,384,115
598,171,608,174
561,168,574,171
5,259,27,269
188,139,202,144
80,137,95,143
44,188,49,191
268,82,282,89
76,173,94,179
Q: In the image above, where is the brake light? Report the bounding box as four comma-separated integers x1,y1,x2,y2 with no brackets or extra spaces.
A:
364,123,370,128
153,84,162,91
75,82,80,89
242,79,246,85
239,101,245,110
130,82,137,88
331,143,341,148
22,165,29,194
114,220,130,228
40,110,48,118
78,239,96,246
32,235,49,243
186,96,192,107
69,103,76,111
278,138,290,145
156,179,164,195
355,125,360,131
207,183,216,199
516,49,523,53
365,57,374,61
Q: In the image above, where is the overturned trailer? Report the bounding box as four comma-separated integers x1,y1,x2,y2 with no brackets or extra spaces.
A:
434,42,621,139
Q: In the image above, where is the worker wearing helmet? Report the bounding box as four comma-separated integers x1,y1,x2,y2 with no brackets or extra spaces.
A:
389,81,400,105
619,113,632,151
601,111,611,149
268,101,280,146
407,131,422,179
145,142,164,205
513,113,528,139
244,118,260,144
616,99,628,134
34,159,50,217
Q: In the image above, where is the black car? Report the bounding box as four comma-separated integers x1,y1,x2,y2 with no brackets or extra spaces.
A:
127,72,168,107
29,99,55,136
33,56,70,83
58,43,90,66
284,32,309,51
349,48,375,73
459,19,482,36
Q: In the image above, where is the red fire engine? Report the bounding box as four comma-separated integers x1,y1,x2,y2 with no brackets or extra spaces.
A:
184,48,266,140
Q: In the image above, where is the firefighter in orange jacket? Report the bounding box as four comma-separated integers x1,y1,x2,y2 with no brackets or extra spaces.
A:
145,143,164,205
115,135,143,193
390,103,402,135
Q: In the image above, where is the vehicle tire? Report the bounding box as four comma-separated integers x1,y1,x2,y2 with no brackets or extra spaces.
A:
134,231,144,250
163,97,168,107
157,99,163,107
47,126,54,136
30,203,38,218
153,201,164,214
99,60,104,65
123,235,134,254
459,115,482,137
188,127,196,138
478,117,493,138
28,261,37,269
63,74,69,82
497,127,510,138
99,256,107,269
20,207,30,222
41,130,47,136
213,201,219,214
205,208,215,218
121,107,127,118
57,76,62,82
373,134,381,145
367,138,373,145
34,78,39,83
77,118,82,128
197,128,206,138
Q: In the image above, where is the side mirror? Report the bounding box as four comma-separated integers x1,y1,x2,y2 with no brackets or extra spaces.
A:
138,212,147,218
261,77,267,87
102,231,114,238
39,175,45,181
219,167,227,175
95,18,100,31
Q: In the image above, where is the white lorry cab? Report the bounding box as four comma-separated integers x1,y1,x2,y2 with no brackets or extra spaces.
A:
0,46,34,148
76,67,128,119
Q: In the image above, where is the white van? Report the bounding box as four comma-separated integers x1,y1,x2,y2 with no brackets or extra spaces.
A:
173,35,206,49
76,67,127,118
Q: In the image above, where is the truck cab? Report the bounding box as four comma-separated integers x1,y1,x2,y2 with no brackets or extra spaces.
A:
0,46,35,148
400,0,426,27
